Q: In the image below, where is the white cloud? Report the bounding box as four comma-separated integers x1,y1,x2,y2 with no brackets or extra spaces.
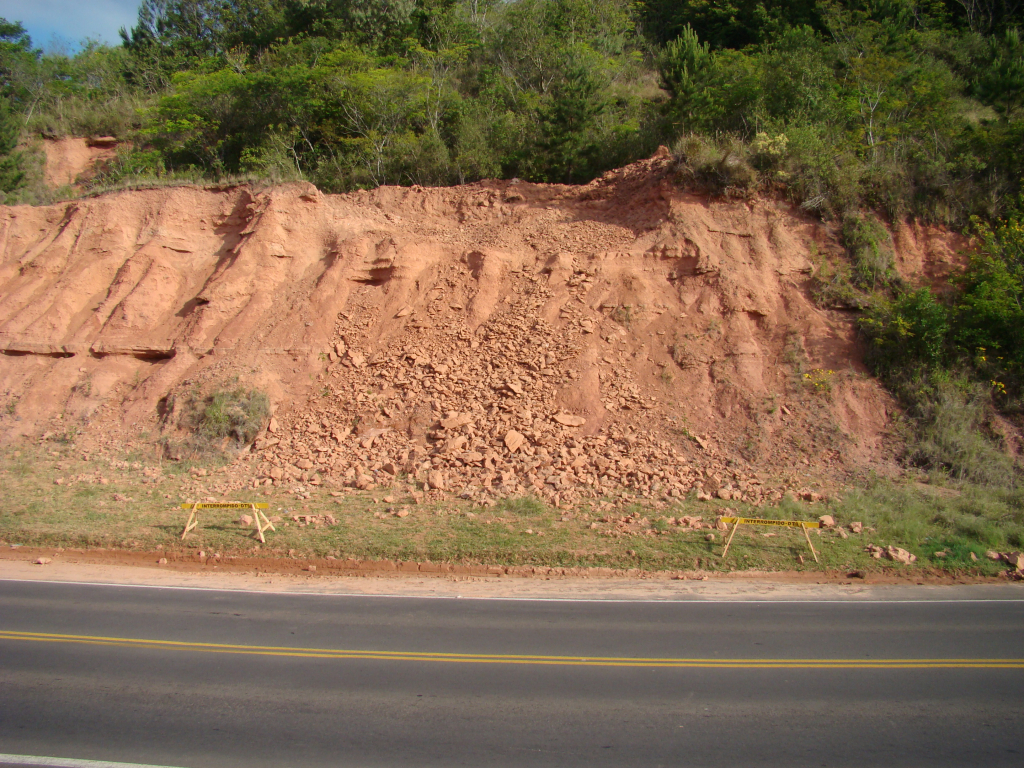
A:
0,0,139,48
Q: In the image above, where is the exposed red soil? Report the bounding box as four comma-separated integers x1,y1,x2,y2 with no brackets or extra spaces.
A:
0,148,972,506
40,136,118,188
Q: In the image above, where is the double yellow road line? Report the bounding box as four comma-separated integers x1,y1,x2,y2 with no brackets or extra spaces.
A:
2,630,1022,669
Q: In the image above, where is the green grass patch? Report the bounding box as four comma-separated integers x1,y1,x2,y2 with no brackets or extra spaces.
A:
0,446,1020,576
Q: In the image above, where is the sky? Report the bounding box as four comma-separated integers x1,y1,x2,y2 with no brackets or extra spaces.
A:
0,0,140,51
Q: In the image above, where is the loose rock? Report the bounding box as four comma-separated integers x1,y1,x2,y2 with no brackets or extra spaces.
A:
553,413,586,427
885,545,917,564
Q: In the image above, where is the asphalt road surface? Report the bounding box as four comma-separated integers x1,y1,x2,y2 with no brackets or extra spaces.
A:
0,579,1022,767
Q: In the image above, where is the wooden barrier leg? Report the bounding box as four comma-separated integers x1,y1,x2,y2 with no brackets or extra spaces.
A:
803,525,820,563
721,520,741,560
181,503,199,540
257,507,276,533
251,504,266,544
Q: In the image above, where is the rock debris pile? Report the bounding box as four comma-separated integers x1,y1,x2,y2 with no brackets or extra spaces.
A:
249,303,712,507
245,291,822,506
0,147,958,499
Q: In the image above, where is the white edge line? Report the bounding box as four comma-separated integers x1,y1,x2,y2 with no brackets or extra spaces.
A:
0,753,186,768
1,578,1023,604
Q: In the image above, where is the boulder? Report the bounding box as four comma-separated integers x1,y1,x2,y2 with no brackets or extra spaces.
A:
504,430,526,453
885,545,916,564
1003,552,1024,570
427,470,446,490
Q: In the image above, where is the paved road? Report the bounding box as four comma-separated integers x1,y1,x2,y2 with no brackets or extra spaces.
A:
0,580,1022,767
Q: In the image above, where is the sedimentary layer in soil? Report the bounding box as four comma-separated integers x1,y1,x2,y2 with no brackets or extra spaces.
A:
0,149,965,505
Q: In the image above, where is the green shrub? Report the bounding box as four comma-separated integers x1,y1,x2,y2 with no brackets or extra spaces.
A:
842,213,898,291
811,253,866,309
861,288,951,373
187,387,269,447
671,133,758,196
907,375,1015,486
859,278,1021,486
87,147,168,189
952,213,1024,393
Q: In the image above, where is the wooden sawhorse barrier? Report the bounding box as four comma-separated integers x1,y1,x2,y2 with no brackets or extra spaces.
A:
719,516,821,563
181,502,275,543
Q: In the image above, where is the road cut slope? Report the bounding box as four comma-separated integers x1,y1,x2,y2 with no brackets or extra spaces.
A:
0,149,966,503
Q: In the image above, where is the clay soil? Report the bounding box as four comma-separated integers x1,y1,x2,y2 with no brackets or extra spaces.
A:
0,147,983,577
40,136,118,188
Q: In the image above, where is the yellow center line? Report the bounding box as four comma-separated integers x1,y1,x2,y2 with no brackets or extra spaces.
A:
1,630,1022,669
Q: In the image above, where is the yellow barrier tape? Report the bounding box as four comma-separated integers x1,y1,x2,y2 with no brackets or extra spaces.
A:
719,517,821,528
180,502,269,509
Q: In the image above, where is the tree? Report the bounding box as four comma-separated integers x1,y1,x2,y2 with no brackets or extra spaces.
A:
536,54,607,182
0,96,25,194
658,24,714,129
122,0,228,57
638,0,823,48
975,26,1024,119
0,18,39,102
950,0,1023,34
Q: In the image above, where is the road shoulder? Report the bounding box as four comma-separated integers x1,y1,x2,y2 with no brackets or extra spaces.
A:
1,555,1021,602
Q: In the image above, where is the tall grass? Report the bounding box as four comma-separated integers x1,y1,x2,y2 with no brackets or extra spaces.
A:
182,387,270,449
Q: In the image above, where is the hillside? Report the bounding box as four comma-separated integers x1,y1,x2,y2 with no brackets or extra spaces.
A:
0,150,971,508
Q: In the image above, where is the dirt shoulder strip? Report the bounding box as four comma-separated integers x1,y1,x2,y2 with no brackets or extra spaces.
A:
1,551,1021,602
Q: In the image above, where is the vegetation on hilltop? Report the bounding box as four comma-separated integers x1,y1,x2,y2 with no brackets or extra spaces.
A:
0,0,1022,485
0,0,1017,215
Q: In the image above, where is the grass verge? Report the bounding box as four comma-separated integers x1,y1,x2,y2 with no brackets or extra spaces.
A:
0,445,1020,577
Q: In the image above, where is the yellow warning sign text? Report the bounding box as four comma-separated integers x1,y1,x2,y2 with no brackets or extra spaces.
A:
719,517,821,529
180,502,269,509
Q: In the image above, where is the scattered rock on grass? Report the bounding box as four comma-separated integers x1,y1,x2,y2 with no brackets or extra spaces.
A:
886,545,917,564
1003,552,1024,571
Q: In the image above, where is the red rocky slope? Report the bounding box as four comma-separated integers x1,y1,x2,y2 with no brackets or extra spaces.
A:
0,149,965,505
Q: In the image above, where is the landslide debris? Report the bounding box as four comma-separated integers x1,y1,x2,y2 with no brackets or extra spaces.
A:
0,149,964,506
